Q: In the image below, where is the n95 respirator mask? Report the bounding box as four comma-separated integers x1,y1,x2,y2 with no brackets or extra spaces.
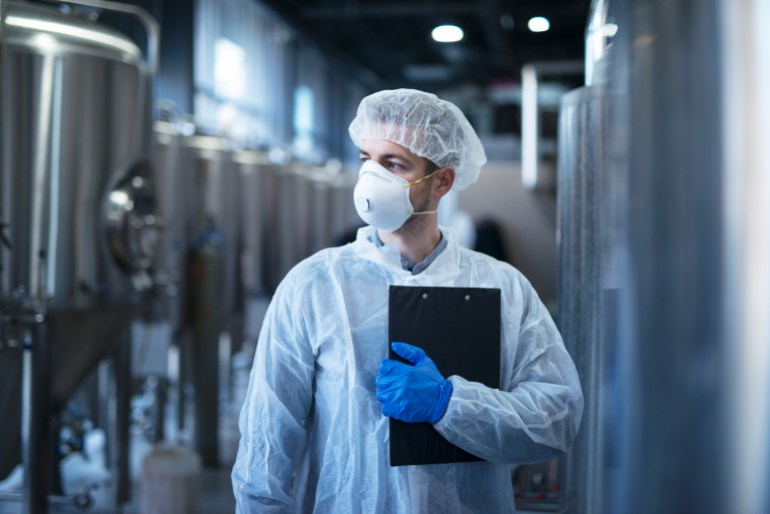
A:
353,160,439,233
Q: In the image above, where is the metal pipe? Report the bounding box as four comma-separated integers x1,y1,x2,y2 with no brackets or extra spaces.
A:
0,0,7,296
521,61,583,190
189,230,226,468
585,0,614,86
721,1,770,513
22,321,50,514
113,331,131,505
29,52,55,300
55,0,160,162
521,64,539,190
54,0,159,74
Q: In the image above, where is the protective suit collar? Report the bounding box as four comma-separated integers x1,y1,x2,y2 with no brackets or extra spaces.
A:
351,226,462,286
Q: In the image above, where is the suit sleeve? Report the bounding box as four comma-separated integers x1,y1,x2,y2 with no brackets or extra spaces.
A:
434,277,584,464
231,278,315,512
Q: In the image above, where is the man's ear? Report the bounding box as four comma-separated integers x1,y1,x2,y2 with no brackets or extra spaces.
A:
434,167,456,198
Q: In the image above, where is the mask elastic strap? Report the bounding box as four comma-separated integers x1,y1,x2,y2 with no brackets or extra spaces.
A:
408,209,438,215
403,167,441,188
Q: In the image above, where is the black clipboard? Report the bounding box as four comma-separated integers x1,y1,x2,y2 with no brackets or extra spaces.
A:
387,285,501,466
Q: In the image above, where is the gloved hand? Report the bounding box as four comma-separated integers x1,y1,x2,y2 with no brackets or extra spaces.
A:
376,342,453,424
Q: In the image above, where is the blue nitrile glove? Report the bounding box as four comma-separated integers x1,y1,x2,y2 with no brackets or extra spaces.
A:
376,342,453,424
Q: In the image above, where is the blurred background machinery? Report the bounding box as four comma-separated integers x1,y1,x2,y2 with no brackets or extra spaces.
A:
0,0,159,511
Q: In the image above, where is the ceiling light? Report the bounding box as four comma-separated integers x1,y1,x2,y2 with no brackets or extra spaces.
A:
431,24,464,43
527,16,550,33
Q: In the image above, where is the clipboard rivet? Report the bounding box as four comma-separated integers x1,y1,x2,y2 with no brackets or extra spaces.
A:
465,295,471,301
422,293,429,299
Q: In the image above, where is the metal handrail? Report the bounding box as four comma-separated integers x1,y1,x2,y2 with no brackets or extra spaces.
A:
54,0,159,74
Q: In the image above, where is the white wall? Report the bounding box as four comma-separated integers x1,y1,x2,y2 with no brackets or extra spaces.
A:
457,161,558,305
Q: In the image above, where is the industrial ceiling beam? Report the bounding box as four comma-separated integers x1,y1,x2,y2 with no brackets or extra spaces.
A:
478,0,514,66
303,2,588,19
304,3,475,18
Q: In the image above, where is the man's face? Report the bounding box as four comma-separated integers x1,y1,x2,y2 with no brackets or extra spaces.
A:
358,139,436,222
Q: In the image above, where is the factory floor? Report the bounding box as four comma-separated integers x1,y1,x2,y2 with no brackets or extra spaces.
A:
81,467,236,514
90,373,243,514
0,445,238,514
0,357,244,514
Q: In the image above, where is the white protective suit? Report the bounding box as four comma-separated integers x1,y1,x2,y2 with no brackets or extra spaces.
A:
232,226,584,513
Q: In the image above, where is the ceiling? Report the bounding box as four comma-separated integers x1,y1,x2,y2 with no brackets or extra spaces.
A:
259,0,591,91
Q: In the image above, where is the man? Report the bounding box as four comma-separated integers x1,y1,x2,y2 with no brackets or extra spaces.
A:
232,89,583,513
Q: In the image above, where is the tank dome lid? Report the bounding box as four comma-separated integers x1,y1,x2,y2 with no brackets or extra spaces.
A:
4,2,142,65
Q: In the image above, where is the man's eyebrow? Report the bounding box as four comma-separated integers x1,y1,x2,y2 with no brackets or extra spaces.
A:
358,151,410,160
381,153,409,161
358,150,414,164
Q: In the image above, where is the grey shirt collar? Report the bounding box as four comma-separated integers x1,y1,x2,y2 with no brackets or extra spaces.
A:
368,229,448,275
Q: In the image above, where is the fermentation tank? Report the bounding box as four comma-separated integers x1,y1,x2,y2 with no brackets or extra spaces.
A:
233,150,269,301
181,134,240,322
178,133,240,467
275,160,312,285
146,119,187,325
0,1,158,510
260,159,283,293
230,149,270,412
261,158,358,293
127,118,188,446
306,163,358,255
261,158,298,293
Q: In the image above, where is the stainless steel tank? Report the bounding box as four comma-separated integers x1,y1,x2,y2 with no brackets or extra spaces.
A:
181,134,240,319
233,149,270,299
262,159,358,293
146,119,187,325
0,0,158,508
260,159,284,293
231,149,270,419
127,119,188,445
261,158,301,293
276,159,312,281
178,133,240,467
557,84,612,514
305,164,357,254
309,165,358,251
235,152,357,330
0,0,157,391
329,170,360,244
558,1,770,514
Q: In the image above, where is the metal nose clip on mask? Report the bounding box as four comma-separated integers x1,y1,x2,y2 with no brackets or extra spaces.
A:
353,160,439,232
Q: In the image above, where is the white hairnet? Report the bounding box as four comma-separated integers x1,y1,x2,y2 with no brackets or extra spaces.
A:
348,89,487,190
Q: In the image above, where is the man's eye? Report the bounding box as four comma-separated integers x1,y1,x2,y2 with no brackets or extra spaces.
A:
359,156,369,163
387,161,402,171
